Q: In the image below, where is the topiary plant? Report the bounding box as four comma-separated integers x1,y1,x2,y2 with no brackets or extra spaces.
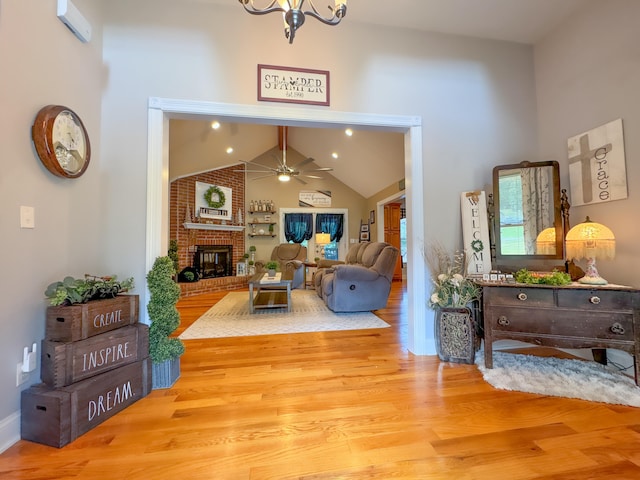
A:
168,239,179,277
147,256,185,364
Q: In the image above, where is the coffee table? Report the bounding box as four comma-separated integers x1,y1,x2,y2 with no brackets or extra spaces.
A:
248,270,294,314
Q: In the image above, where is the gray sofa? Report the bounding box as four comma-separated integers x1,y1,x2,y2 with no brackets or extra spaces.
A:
314,242,399,312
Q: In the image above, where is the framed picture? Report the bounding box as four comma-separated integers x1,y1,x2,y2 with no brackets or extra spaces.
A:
370,210,375,224
360,231,370,242
258,64,330,106
361,224,369,233
236,262,247,277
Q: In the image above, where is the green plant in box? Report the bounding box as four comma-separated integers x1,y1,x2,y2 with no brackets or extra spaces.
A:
45,275,134,306
147,256,185,363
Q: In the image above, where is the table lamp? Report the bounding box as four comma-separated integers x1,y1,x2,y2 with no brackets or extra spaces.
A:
315,233,331,258
565,216,615,285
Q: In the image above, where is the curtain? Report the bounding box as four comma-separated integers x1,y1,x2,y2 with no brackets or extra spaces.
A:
315,213,344,242
521,166,552,254
284,213,313,243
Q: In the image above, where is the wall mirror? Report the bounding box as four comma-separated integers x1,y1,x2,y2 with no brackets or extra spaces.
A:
492,160,564,271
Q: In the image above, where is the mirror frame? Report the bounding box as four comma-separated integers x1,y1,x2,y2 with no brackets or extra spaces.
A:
492,160,564,272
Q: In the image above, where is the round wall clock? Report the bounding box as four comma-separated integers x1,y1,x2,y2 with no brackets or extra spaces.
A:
32,105,91,178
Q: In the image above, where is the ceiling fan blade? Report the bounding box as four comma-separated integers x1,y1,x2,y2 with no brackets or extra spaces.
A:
239,160,278,172
251,173,277,181
293,176,307,184
302,174,324,179
292,157,315,169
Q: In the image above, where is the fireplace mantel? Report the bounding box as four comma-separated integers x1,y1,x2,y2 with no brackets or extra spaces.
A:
182,222,245,232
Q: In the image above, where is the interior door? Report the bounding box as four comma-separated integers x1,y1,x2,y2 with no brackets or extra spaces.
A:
384,203,403,281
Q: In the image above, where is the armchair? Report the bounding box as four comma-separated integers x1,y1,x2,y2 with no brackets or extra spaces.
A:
255,243,307,289
317,242,399,312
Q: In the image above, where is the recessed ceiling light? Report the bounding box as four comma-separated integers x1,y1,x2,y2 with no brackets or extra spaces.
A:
226,147,234,154
332,152,339,159
211,121,221,130
345,128,353,137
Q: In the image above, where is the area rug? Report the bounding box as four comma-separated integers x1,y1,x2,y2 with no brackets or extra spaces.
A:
476,350,640,407
179,290,390,339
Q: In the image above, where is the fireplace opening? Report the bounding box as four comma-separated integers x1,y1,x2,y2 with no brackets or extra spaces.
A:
194,245,233,279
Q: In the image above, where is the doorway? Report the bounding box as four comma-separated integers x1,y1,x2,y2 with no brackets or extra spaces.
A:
146,98,433,355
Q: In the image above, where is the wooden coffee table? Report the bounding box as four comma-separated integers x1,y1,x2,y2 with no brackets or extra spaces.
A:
248,270,294,314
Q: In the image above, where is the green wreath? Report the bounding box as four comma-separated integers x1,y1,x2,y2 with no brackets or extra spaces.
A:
471,239,484,253
204,186,226,209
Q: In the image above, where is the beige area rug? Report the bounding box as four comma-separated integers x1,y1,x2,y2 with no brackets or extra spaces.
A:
179,290,390,339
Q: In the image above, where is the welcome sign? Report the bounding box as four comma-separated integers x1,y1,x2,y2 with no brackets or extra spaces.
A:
258,64,330,106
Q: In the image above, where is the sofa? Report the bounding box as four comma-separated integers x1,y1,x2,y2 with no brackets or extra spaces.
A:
314,242,399,312
255,243,307,289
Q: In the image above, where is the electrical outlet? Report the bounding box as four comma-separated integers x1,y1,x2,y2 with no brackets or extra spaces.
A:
16,363,29,386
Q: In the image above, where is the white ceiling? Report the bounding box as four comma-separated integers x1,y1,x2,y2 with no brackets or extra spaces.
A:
192,0,591,44
169,0,591,197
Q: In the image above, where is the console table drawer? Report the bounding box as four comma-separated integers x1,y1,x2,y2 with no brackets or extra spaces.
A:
485,287,554,307
556,289,636,311
488,308,635,341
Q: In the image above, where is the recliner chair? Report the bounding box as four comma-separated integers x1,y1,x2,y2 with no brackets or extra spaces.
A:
316,242,399,312
255,243,307,289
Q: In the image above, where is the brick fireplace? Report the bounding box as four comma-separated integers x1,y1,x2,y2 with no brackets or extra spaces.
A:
170,166,249,297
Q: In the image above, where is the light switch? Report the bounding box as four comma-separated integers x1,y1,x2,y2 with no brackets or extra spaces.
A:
20,206,35,229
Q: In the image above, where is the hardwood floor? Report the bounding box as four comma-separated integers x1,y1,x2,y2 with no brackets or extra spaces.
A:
3,282,640,479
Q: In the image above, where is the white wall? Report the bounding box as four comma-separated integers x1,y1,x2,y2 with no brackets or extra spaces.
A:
0,0,105,450
535,0,640,287
0,0,540,450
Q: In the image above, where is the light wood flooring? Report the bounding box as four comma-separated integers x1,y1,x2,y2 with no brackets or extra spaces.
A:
3,282,640,479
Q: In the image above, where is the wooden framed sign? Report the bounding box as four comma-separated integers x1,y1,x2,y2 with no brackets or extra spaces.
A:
258,64,330,106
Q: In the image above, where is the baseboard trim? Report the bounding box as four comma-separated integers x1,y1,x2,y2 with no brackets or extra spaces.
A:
0,410,20,454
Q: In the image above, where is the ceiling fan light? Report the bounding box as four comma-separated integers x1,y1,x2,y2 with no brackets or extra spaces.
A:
278,173,291,182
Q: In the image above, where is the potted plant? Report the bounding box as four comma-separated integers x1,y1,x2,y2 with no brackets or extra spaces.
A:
265,261,279,277
248,260,255,275
249,245,256,262
424,243,481,364
147,256,185,389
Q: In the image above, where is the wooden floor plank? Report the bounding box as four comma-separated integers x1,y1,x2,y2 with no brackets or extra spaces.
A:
3,281,640,480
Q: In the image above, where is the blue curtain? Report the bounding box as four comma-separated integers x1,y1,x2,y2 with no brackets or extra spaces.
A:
315,214,344,242
284,213,313,243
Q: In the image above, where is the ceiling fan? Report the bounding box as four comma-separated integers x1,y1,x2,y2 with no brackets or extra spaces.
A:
238,126,333,184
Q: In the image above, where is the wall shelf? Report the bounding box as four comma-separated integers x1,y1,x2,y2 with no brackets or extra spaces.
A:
183,222,245,232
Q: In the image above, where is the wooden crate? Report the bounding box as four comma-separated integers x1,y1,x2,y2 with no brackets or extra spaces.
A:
41,324,149,388
21,358,152,448
45,295,139,342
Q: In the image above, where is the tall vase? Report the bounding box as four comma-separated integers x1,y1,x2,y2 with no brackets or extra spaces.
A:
434,306,478,364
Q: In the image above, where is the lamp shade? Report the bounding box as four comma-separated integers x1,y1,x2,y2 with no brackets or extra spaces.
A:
535,227,557,255
565,216,615,260
315,233,331,244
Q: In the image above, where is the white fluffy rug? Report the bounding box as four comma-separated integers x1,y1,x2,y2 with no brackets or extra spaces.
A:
476,350,640,407
179,290,390,339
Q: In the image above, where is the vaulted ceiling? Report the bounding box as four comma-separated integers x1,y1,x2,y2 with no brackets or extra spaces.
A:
169,121,405,199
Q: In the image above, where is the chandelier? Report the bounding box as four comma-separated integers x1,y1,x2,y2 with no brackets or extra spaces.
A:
239,0,347,44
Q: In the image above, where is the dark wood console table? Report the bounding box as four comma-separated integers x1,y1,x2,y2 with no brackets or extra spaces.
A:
480,282,640,385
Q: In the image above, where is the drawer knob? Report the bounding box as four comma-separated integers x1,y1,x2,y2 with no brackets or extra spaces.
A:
497,316,510,326
589,296,601,304
610,323,625,335
517,292,528,301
